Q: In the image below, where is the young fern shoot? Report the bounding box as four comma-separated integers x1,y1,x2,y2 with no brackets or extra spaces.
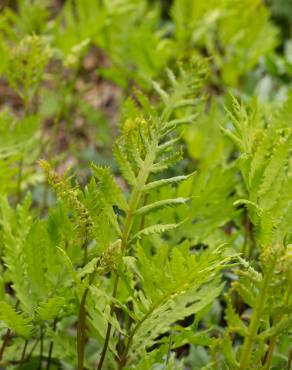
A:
96,62,204,368
220,98,292,370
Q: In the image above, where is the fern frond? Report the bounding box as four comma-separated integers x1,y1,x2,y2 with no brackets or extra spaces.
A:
259,315,292,340
143,172,196,192
91,164,128,211
113,141,137,186
225,295,248,337
121,244,230,366
258,132,291,211
135,197,188,216
131,223,180,242
37,297,66,321
0,301,33,339
1,35,52,101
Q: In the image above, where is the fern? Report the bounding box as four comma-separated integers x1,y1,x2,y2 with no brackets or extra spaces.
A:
120,244,230,367
171,0,277,86
0,2,290,368
219,97,292,370
0,302,33,339
0,34,51,107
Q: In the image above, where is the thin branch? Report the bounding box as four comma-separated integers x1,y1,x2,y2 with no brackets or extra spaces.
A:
77,268,98,370
46,319,58,370
97,274,119,370
38,329,44,370
0,329,11,361
21,340,28,361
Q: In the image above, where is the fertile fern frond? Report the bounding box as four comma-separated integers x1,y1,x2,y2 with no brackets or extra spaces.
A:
40,160,93,240
0,34,52,103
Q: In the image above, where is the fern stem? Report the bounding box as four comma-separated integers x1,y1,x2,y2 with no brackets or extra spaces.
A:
239,262,275,370
16,157,24,204
264,336,276,370
288,347,292,370
83,237,89,266
77,287,90,370
97,274,119,370
46,319,57,370
263,284,292,369
139,194,148,231
21,340,28,361
40,113,61,215
77,270,97,370
18,340,29,370
242,210,252,259
0,328,11,361
26,337,40,362
38,329,44,370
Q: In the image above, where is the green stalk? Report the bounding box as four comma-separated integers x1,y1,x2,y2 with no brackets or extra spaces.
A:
0,329,11,362
20,340,28,361
16,157,24,204
263,285,292,370
242,210,252,259
239,263,275,370
38,329,44,370
77,287,90,370
263,336,276,370
96,276,119,370
46,319,57,370
77,270,97,370
288,347,292,370
19,340,28,370
16,93,30,206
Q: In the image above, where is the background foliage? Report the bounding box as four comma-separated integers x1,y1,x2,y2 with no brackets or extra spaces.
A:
0,1,291,369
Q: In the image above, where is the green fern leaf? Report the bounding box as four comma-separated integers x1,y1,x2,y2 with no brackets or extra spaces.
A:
143,172,195,192
37,297,66,321
135,197,188,216
131,222,180,242
0,301,33,339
